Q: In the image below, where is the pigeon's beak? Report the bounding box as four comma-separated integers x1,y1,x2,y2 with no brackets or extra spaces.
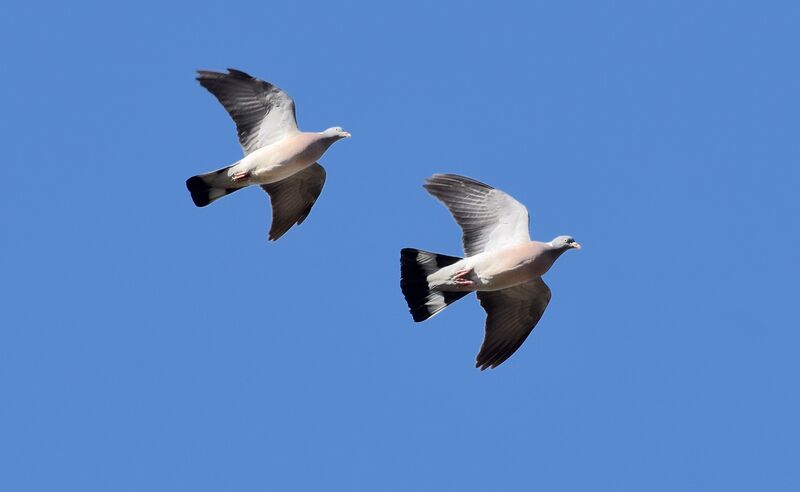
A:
571,242,582,250
342,131,352,138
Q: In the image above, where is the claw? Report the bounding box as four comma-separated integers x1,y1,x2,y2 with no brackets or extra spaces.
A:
453,268,475,287
231,171,250,182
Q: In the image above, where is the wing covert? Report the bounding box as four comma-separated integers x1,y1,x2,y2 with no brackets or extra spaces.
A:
423,174,530,257
197,68,299,154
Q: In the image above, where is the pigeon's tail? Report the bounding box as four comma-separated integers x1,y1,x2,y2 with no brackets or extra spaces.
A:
186,165,244,207
400,248,470,322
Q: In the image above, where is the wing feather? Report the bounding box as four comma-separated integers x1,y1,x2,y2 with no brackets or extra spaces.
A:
475,279,551,370
260,163,326,241
423,174,530,257
196,68,299,154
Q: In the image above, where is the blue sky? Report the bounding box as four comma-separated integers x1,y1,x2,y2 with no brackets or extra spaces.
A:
1,1,798,490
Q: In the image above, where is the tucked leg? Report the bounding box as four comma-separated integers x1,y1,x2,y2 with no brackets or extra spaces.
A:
453,268,475,287
231,170,250,182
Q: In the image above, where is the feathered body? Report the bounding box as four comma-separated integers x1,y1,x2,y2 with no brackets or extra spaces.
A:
185,68,350,240
400,174,580,370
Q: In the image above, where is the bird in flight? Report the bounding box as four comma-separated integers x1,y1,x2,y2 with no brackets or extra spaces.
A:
186,68,351,240
400,174,581,370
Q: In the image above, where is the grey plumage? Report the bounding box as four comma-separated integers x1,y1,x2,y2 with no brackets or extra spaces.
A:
475,279,551,370
423,174,531,257
196,69,298,154
260,163,327,241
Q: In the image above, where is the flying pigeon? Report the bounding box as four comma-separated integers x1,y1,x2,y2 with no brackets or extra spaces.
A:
186,69,350,240
400,174,581,370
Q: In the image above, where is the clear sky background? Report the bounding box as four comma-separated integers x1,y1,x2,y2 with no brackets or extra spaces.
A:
1,1,798,490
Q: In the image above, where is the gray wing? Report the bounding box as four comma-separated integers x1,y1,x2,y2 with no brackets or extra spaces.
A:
475,279,551,370
423,174,531,257
196,68,299,154
260,163,327,241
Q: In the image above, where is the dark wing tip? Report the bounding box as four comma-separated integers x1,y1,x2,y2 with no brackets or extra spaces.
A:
475,352,511,371
294,203,316,226
195,69,223,79
226,68,255,79
475,354,495,371
424,173,494,191
475,355,505,370
267,223,292,241
194,68,255,82
268,225,292,241
266,203,310,242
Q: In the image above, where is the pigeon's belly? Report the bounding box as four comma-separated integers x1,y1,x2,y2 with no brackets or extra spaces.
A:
232,135,325,185
247,148,316,184
472,256,548,291
433,243,554,292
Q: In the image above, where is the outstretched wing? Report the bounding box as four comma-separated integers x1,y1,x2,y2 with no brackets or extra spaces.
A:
196,68,299,154
423,174,531,257
260,163,327,241
475,279,551,370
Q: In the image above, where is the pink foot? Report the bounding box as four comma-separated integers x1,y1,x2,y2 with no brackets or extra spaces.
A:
231,171,250,182
453,268,475,287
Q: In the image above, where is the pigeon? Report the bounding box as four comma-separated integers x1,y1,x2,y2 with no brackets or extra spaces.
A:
186,69,350,241
400,174,581,370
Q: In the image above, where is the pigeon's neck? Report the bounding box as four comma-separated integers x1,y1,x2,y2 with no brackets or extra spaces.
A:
545,242,570,262
314,134,342,152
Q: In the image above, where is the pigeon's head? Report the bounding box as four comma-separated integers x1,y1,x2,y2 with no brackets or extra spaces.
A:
324,126,351,139
551,235,581,251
